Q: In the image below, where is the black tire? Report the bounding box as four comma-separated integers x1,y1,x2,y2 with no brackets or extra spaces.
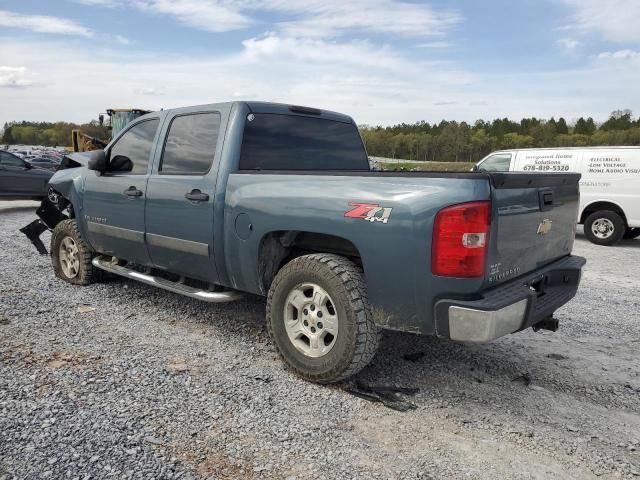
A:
623,228,640,240
51,219,99,285
266,253,380,384
584,210,625,246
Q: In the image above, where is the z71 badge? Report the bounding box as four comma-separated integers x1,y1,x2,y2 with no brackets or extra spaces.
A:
344,203,393,224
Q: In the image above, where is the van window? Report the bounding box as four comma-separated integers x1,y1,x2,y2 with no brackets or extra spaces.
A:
239,113,369,171
160,112,221,175
478,153,512,172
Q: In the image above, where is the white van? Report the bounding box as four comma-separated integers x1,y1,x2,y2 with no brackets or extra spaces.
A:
475,147,640,245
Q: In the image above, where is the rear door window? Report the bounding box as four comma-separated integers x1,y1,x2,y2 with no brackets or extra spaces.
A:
160,112,221,175
478,153,512,172
239,113,369,171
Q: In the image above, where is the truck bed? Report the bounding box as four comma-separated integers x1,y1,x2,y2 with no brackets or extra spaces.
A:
222,169,581,334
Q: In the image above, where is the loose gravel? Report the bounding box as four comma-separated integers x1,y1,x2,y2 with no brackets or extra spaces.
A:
1,202,639,479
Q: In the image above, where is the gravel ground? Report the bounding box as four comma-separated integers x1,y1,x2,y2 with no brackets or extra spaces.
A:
1,201,639,480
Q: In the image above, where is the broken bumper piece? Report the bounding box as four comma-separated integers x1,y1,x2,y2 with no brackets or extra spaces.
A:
19,197,68,255
19,220,49,255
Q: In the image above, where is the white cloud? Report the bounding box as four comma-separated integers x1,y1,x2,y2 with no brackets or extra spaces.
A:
75,0,461,37
597,49,640,60
240,33,407,70
415,41,452,48
0,66,34,88
562,0,640,43
114,34,130,45
137,0,251,32
0,10,92,37
557,37,581,50
138,86,166,96
262,0,461,38
76,0,252,32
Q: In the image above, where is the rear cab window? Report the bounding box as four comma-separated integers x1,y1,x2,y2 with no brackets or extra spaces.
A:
239,113,369,171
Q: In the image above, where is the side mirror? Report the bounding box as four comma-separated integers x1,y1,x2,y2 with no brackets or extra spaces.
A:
471,164,479,172
24,162,32,170
88,149,107,172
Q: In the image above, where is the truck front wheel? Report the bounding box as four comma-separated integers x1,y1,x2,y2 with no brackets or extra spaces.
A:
584,210,625,246
51,219,98,285
266,253,379,383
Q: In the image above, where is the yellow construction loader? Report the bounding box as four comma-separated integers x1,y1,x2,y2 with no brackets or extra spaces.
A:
71,108,150,152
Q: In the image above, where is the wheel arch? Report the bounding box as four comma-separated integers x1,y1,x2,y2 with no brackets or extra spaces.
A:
257,230,363,295
580,200,628,226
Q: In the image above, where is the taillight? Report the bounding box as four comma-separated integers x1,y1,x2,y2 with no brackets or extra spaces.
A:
432,201,491,278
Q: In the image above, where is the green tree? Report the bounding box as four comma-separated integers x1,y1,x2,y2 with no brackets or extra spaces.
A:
557,117,569,135
601,110,633,131
574,117,596,135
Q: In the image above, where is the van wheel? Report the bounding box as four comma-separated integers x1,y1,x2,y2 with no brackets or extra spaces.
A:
51,220,99,285
584,210,625,246
623,228,640,240
266,253,380,384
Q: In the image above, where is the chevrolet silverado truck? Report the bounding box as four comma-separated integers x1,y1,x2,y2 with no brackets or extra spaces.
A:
21,101,586,383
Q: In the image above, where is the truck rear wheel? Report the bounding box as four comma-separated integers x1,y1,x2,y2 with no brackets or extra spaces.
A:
266,253,379,383
51,219,98,285
584,210,625,246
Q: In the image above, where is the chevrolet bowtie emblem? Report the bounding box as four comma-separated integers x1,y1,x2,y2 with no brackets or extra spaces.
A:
537,219,553,235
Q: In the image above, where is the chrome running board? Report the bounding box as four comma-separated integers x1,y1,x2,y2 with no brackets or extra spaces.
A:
91,256,243,303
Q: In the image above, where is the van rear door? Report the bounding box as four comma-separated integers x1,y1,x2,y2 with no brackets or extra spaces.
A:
485,172,581,286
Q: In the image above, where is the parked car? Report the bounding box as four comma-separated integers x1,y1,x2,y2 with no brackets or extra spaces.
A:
474,147,640,245
0,150,53,200
26,156,60,171
21,102,586,383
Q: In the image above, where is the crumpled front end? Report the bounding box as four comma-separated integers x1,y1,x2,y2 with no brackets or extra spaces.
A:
20,154,88,255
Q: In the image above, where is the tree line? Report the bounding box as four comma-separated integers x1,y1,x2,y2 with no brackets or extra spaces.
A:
1,120,110,147
360,110,640,163
2,110,640,163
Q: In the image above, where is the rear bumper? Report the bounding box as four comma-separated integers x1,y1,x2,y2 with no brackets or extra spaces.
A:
434,255,586,342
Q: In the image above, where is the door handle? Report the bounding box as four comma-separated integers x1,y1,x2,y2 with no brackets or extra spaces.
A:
185,189,209,202
124,186,143,197
538,188,553,211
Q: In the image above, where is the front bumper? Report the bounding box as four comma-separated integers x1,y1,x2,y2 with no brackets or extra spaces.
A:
435,255,586,342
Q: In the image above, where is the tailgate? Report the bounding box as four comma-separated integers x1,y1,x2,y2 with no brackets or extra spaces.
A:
486,172,581,286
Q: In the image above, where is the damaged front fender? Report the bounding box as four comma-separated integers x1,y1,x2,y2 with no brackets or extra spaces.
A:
20,158,87,255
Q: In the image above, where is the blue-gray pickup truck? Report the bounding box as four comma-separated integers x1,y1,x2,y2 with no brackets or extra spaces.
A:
21,101,586,383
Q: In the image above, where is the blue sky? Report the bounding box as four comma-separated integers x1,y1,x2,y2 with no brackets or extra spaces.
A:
1,0,639,127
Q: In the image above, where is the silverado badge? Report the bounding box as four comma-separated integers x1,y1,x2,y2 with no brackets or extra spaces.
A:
537,219,553,235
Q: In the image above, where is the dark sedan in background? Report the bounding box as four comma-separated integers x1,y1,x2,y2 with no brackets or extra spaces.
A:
0,151,53,200
26,156,60,171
